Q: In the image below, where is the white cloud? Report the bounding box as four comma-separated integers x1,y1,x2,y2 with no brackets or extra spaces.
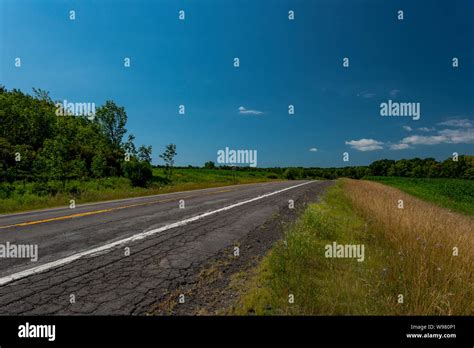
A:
397,129,474,146
390,125,474,150
389,143,411,150
238,106,263,115
389,89,400,97
351,118,473,152
400,134,448,145
417,127,435,132
437,118,473,128
403,125,436,132
345,138,384,151
309,147,318,152
437,128,474,144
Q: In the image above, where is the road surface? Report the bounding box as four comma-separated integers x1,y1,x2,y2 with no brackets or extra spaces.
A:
0,180,330,314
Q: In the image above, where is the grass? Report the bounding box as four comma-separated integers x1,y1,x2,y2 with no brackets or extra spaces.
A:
233,179,474,315
0,168,279,214
366,177,474,215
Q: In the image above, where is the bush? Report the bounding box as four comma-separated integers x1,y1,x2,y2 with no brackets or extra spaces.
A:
0,183,15,199
65,181,82,196
283,168,298,180
267,173,279,179
204,161,215,169
123,160,153,187
31,181,61,196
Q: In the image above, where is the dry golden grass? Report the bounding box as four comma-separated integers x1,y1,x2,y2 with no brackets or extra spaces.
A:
343,179,474,315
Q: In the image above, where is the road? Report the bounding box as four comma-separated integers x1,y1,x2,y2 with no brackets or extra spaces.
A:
0,180,330,314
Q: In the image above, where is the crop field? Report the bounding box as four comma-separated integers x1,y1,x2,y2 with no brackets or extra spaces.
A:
367,177,474,215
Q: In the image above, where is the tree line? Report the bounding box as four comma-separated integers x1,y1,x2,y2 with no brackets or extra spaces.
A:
203,156,474,180
289,155,474,180
0,86,178,190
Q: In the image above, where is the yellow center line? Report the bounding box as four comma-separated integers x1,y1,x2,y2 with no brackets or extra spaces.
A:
0,188,236,230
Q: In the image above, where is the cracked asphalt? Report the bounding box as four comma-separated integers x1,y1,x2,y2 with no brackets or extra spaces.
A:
0,180,330,315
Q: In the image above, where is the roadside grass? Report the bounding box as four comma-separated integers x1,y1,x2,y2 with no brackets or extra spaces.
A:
232,181,382,315
153,167,275,185
233,179,474,315
0,168,278,214
366,177,474,216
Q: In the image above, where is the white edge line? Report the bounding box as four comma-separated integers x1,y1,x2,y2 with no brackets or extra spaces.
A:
0,181,314,286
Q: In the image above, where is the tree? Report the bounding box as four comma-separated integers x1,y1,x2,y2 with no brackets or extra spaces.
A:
91,152,108,178
38,136,87,187
369,159,395,176
138,145,152,164
0,88,56,151
160,144,177,180
0,137,14,182
32,88,52,102
95,101,128,150
124,134,137,157
12,144,35,186
204,161,215,169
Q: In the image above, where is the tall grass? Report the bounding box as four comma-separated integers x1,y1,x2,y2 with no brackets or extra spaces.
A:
233,180,473,315
344,179,473,315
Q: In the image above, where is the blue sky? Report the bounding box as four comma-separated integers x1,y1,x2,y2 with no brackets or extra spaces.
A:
1,0,473,167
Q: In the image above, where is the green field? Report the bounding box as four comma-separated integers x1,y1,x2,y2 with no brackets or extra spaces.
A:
0,168,279,214
366,177,474,215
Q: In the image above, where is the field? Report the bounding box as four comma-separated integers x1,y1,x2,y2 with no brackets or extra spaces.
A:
0,168,278,214
367,177,474,215
233,179,474,315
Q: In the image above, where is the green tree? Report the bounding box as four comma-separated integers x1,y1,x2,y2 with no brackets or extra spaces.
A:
159,144,177,180
95,101,128,149
369,159,395,176
138,145,152,164
0,137,14,182
12,144,35,186
124,134,137,157
91,152,108,178
204,161,215,169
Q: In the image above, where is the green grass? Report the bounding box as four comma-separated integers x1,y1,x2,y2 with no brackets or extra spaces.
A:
366,177,474,215
232,181,385,315
0,168,279,214
152,167,275,185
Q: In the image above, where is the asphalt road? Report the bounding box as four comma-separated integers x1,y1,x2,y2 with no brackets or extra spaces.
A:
0,180,330,314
